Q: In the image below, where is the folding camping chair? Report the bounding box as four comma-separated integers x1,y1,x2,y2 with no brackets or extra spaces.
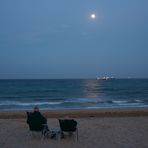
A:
59,119,78,141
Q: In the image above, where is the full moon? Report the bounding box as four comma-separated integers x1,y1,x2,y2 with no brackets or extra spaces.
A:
91,14,96,19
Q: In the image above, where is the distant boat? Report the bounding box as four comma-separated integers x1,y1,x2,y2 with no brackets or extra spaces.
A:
96,76,113,80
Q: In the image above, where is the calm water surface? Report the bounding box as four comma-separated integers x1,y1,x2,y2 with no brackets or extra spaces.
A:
0,79,148,110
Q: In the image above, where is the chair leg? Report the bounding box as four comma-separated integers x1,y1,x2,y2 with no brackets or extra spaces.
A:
56,131,61,141
76,128,78,141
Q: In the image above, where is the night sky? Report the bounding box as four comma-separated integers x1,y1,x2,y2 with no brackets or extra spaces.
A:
0,0,148,79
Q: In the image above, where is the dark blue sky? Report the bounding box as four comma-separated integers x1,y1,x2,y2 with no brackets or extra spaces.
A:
0,0,148,79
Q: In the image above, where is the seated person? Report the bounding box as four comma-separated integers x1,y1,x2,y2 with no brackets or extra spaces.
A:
63,115,77,130
59,116,77,138
27,106,48,132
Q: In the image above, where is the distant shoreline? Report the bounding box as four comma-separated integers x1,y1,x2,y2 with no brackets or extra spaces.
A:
0,107,148,119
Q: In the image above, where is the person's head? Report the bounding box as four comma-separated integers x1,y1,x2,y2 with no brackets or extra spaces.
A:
33,106,39,112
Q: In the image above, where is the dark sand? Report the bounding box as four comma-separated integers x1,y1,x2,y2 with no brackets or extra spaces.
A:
0,108,148,148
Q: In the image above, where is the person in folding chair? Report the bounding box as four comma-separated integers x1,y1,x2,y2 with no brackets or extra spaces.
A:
26,106,49,137
59,116,78,141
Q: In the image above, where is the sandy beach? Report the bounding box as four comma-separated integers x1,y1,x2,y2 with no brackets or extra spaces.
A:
0,108,148,148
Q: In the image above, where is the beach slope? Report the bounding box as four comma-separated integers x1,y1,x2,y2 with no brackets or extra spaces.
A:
0,108,148,148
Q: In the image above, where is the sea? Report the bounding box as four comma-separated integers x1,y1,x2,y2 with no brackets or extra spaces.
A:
0,79,148,111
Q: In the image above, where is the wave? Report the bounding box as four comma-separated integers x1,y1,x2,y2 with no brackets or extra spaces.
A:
0,98,148,111
0,101,62,106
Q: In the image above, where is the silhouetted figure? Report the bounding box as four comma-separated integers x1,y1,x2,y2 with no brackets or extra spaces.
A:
59,116,78,140
27,106,47,132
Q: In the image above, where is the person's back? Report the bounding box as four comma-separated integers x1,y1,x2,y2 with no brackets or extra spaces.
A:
27,106,47,131
31,111,47,124
59,119,77,131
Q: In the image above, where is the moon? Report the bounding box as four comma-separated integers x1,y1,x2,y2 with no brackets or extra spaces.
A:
91,14,96,19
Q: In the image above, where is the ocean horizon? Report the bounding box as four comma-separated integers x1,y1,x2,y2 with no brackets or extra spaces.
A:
0,78,148,111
